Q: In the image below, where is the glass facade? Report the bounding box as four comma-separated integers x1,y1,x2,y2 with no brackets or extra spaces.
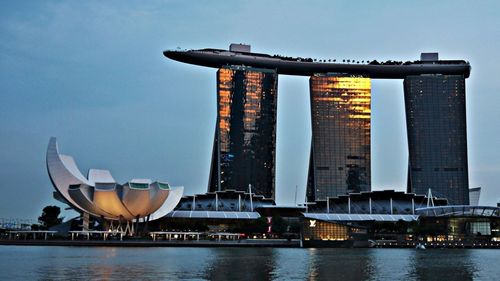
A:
404,75,469,205
208,65,278,199
302,218,366,241
307,74,371,201
420,217,500,241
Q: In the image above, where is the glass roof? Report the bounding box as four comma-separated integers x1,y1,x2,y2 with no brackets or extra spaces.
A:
157,182,170,190
303,213,418,222
416,205,500,217
165,210,260,220
129,182,149,189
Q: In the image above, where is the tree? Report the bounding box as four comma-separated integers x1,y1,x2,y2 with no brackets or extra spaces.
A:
38,206,63,229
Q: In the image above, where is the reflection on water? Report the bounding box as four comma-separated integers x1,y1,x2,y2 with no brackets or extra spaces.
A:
204,248,275,280
0,246,498,280
307,248,374,280
410,250,476,281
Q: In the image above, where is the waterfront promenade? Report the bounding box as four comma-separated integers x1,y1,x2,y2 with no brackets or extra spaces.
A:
2,238,500,249
0,238,300,247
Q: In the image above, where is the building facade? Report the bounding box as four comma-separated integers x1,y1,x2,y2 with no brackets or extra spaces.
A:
404,74,469,205
208,65,278,199
307,74,371,201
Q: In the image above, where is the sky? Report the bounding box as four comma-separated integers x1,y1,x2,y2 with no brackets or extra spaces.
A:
1,0,500,220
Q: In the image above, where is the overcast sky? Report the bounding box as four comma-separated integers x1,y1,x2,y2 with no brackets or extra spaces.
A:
1,1,500,219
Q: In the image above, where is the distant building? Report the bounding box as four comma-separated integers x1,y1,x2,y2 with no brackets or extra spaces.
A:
404,67,470,205
307,74,371,201
420,52,439,62
229,43,251,53
208,65,278,199
469,187,481,206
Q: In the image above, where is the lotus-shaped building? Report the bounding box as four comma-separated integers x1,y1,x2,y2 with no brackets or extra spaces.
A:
46,137,183,221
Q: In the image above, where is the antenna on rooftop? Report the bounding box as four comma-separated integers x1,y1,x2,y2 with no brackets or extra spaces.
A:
248,184,253,211
294,185,298,206
426,188,435,208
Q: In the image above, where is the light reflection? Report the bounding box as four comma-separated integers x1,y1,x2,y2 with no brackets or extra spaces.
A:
209,66,278,198
307,74,371,200
1,246,495,280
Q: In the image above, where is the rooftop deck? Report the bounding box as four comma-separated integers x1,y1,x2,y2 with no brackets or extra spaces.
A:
164,48,471,78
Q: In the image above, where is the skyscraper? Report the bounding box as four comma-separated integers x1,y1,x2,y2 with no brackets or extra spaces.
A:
166,46,472,206
208,65,278,199
307,74,371,201
404,74,469,205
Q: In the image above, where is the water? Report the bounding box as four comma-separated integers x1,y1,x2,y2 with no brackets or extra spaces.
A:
0,246,499,280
